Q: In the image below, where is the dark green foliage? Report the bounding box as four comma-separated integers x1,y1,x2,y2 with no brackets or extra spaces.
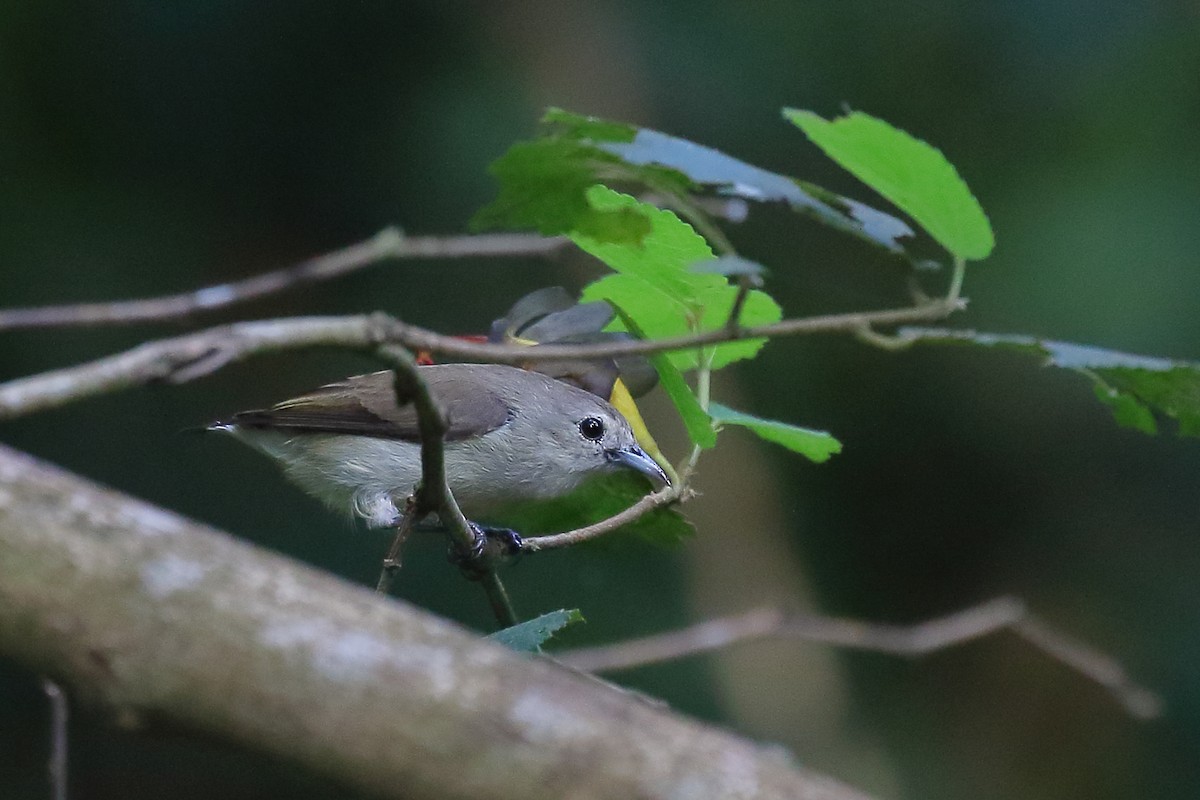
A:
899,328,1200,436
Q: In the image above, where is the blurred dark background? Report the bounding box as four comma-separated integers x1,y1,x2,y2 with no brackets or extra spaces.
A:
3,2,1199,798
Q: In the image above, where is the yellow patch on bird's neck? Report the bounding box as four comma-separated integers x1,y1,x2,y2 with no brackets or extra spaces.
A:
608,378,678,484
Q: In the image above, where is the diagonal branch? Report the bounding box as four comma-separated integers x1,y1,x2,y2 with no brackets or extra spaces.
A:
556,599,1161,720
521,486,690,552
0,298,962,421
376,301,963,364
0,316,384,420
0,443,873,800
0,229,568,332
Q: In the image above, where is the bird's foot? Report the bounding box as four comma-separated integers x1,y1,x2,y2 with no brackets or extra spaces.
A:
448,524,523,581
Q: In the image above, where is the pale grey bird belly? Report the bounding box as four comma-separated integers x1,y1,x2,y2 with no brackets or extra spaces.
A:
231,428,598,528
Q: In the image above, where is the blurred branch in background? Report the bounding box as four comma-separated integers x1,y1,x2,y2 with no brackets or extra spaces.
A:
558,600,1162,720
0,229,568,331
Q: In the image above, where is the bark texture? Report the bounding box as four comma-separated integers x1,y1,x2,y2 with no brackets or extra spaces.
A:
0,443,871,800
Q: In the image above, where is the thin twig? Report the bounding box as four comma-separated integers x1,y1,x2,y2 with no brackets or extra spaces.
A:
1012,616,1161,719
0,316,384,421
521,486,689,552
373,344,518,627
377,345,476,545
375,498,417,595
0,229,568,332
41,678,68,800
480,572,519,628
556,597,1160,720
0,316,385,420
853,323,919,351
0,300,963,422
725,276,753,333
556,607,785,671
384,300,964,364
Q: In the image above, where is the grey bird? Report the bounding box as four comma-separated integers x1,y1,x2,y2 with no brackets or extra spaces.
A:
210,363,670,529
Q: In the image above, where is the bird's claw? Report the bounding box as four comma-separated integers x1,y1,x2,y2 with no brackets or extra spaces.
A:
448,524,523,580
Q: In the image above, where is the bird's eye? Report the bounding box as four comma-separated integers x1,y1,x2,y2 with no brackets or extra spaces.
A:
579,416,606,441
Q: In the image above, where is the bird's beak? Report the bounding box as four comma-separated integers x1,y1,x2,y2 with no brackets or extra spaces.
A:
606,446,671,488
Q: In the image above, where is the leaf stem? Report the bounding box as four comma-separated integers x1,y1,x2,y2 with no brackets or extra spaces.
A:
682,349,717,480
946,256,966,305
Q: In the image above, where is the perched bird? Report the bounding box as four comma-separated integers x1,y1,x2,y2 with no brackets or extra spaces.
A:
210,363,669,530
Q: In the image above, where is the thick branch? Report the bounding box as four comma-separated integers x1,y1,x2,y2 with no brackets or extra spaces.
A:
0,230,567,332
0,443,870,800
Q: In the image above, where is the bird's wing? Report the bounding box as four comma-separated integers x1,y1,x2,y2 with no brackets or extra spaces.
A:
227,369,512,442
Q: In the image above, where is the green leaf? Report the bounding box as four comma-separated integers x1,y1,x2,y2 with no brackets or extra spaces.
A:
576,187,782,371
471,138,651,244
488,609,584,653
543,107,638,142
598,127,914,255
650,353,717,448
898,327,1200,437
573,185,716,298
708,403,842,463
586,273,780,371
1092,380,1157,435
784,109,994,261
475,108,917,258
